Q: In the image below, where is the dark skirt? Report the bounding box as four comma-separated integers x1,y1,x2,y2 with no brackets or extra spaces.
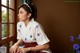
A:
23,42,46,53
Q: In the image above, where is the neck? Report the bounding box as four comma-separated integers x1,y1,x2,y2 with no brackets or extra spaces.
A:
24,19,30,26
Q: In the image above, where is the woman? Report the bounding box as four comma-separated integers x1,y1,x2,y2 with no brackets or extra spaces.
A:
10,3,51,53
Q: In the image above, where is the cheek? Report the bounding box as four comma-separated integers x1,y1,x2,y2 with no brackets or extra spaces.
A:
21,14,27,20
18,13,28,21
22,13,27,18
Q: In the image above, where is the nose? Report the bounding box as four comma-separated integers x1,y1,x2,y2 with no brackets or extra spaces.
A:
18,14,20,19
18,11,20,17
18,14,19,17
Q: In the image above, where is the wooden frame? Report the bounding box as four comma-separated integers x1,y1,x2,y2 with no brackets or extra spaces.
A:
0,0,2,41
0,0,17,53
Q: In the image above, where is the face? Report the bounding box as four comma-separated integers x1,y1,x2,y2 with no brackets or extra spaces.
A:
18,7,30,21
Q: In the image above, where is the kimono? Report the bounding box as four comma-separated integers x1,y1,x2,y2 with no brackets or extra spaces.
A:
17,18,51,53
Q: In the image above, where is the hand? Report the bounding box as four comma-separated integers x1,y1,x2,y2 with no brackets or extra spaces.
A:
17,48,30,53
10,44,18,53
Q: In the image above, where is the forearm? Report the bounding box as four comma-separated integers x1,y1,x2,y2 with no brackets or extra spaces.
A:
14,39,23,46
28,43,49,51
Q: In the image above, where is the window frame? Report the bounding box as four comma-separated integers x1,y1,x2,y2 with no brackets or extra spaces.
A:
0,0,17,53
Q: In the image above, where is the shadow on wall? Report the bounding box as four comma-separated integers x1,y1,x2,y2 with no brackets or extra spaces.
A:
44,15,56,53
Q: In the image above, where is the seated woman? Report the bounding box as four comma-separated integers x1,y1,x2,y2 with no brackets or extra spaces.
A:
10,3,51,53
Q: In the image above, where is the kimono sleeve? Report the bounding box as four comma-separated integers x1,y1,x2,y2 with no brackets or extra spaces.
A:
17,23,22,39
35,24,50,45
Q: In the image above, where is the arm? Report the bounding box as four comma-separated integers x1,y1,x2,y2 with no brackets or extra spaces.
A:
26,43,49,52
14,39,23,46
10,39,23,53
27,24,50,51
17,43,49,53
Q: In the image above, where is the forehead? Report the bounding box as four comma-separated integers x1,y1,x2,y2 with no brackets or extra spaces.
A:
19,7,26,12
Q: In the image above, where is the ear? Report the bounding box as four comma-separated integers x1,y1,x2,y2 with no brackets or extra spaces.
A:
27,13,31,18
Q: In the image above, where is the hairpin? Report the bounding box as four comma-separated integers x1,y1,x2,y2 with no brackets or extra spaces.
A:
24,2,32,12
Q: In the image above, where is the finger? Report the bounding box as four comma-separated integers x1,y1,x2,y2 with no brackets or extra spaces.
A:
9,49,11,53
17,49,19,53
14,50,16,53
13,50,15,53
11,50,13,53
17,48,21,53
20,52,22,53
10,49,13,53
10,48,12,53
19,49,23,53
20,49,23,53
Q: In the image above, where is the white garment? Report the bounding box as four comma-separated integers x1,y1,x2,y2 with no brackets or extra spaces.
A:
17,18,51,53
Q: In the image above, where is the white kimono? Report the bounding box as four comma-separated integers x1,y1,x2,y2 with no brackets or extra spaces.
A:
17,18,51,53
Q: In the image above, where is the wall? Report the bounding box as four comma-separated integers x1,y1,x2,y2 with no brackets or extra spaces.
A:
32,0,80,53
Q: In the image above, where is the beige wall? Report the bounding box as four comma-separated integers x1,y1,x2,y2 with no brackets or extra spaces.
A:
32,0,80,53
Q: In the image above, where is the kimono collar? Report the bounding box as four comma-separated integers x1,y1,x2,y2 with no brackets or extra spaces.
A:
30,18,34,22
26,18,34,27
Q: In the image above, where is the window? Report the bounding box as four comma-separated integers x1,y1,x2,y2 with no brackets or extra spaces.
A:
1,0,15,39
0,0,17,53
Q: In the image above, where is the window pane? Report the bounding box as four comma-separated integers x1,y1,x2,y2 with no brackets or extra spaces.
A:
9,24,15,36
2,7,7,23
2,24,7,38
0,45,6,53
1,0,7,6
9,0,14,9
9,9,14,23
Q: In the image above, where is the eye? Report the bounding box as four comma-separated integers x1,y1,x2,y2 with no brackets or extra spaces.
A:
20,11,23,14
19,11,23,14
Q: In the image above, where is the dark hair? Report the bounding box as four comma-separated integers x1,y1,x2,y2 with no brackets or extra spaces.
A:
18,4,37,20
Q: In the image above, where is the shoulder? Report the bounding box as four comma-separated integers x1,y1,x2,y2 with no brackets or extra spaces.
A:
31,21,44,31
32,21,40,28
